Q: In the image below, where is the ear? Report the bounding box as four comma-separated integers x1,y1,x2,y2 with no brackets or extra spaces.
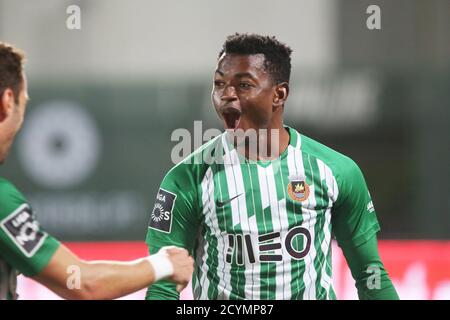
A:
0,88,15,123
273,82,289,108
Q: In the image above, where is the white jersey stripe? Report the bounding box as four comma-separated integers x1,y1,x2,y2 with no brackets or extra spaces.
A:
246,164,261,300
201,167,231,299
195,229,210,299
317,159,334,299
265,164,291,299
223,150,241,228
228,149,253,299
292,148,318,300
256,166,270,211
286,145,302,297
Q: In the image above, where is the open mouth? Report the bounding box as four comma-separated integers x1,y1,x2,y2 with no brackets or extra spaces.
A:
222,107,242,130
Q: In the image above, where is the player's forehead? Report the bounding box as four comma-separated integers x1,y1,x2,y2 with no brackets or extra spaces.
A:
215,53,268,79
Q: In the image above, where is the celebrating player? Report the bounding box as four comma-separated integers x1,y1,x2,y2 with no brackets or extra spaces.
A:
145,33,399,300
0,42,194,300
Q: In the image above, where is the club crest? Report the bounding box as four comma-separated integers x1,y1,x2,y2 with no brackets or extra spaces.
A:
287,175,310,202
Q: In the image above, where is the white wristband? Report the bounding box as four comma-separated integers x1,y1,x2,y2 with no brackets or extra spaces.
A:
146,251,174,282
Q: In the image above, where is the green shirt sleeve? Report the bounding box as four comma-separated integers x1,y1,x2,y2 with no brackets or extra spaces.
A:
145,164,201,300
332,159,380,248
330,160,398,299
0,178,60,277
339,234,399,300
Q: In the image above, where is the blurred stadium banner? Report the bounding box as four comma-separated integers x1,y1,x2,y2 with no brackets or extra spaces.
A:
17,241,450,300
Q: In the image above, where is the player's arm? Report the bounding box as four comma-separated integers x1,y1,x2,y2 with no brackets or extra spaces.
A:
339,234,399,299
0,179,194,300
331,158,399,300
145,164,200,300
32,244,193,300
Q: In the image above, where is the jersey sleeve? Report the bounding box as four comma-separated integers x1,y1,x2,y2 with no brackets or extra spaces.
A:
0,179,60,277
340,234,399,300
331,159,381,248
145,164,201,300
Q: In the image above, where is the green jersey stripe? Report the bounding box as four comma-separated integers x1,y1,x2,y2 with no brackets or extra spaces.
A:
213,163,234,299
247,163,266,299
257,165,280,299
287,144,307,299
199,168,220,299
272,159,293,299
317,159,334,298
193,226,209,298
318,158,340,299
231,155,256,299
240,163,258,299
222,143,246,299
265,163,291,299
299,150,318,299
307,154,329,299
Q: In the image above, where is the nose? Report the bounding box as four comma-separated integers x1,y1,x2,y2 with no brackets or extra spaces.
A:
221,85,238,102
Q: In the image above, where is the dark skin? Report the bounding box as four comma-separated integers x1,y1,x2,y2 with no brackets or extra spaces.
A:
212,53,290,161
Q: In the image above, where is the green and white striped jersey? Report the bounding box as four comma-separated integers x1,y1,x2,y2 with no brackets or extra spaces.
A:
146,126,380,300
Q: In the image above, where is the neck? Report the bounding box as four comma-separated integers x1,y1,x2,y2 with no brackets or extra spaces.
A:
229,121,290,162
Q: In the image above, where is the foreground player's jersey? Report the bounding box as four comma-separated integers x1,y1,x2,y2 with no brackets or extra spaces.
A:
146,126,380,300
0,178,60,300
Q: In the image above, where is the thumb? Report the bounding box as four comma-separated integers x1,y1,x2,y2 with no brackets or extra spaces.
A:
176,284,184,293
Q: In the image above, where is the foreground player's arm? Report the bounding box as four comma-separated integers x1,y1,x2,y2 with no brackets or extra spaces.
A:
145,164,201,300
33,244,193,300
331,159,399,300
0,179,193,300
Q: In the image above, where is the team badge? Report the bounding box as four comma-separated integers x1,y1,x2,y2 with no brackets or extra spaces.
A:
287,175,310,202
0,204,47,257
148,188,176,233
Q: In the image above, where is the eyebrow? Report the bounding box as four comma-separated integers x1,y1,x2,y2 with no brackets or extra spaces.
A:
214,70,257,80
235,72,257,80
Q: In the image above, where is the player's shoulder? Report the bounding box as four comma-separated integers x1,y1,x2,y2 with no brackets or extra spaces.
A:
298,131,361,178
163,133,224,184
0,178,28,219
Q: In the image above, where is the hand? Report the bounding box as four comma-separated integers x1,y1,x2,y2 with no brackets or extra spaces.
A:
164,247,194,292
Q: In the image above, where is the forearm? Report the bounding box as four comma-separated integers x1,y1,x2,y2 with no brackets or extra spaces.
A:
79,258,155,300
352,260,399,300
35,245,156,300
340,235,399,300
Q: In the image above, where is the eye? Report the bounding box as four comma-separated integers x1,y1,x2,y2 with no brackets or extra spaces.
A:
214,80,225,87
239,82,252,89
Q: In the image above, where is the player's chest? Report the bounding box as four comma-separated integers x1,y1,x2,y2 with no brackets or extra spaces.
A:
207,165,332,233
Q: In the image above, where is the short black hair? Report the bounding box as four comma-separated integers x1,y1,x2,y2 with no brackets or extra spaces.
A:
218,33,292,84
